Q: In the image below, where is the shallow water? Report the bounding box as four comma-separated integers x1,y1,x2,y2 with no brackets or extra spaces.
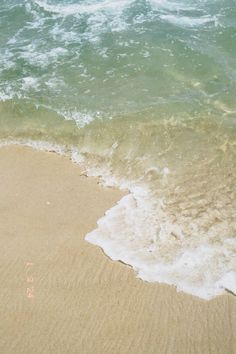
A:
0,0,236,298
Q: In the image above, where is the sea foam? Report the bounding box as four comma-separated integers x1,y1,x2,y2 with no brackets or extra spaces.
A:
1,0,236,301
1,137,235,300
86,185,236,300
34,0,132,16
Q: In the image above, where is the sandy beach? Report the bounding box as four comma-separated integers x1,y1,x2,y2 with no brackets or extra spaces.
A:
0,145,235,354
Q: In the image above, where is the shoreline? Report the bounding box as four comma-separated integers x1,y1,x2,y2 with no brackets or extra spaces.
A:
0,145,236,354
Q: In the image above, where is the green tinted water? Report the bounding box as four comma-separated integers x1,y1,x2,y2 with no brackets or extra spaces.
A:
1,0,236,298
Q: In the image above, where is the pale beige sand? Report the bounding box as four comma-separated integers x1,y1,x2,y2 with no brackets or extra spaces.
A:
0,145,235,354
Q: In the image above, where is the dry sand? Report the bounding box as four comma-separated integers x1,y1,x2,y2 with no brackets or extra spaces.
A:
0,145,235,354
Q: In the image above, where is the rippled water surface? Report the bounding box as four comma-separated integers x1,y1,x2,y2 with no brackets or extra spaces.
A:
1,0,236,298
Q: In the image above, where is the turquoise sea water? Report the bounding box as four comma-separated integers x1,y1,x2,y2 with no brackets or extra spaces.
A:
1,0,236,298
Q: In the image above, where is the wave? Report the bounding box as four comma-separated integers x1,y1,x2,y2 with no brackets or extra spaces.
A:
149,0,197,12
34,0,132,16
34,0,201,16
1,0,236,300
84,150,236,299
1,132,236,300
0,138,67,154
78,115,236,300
159,14,217,27
86,191,236,299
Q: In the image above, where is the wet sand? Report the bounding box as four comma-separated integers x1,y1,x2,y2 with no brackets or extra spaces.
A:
0,145,235,354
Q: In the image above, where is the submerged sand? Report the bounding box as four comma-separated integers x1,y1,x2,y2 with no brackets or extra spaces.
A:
0,145,235,354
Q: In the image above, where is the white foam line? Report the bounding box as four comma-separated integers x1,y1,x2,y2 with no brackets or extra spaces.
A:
34,0,132,16
85,193,236,300
1,138,235,300
159,14,216,27
0,139,67,155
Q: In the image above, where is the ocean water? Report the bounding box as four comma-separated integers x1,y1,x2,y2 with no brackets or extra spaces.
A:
0,0,236,299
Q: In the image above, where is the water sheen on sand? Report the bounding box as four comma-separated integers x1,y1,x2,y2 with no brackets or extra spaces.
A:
0,0,236,298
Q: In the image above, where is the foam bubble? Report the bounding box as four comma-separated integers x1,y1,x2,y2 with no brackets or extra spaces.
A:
55,109,97,128
35,0,132,17
0,93,13,102
21,77,40,91
0,139,67,155
86,187,236,299
0,88,23,102
20,46,68,68
149,0,197,12
159,14,216,27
